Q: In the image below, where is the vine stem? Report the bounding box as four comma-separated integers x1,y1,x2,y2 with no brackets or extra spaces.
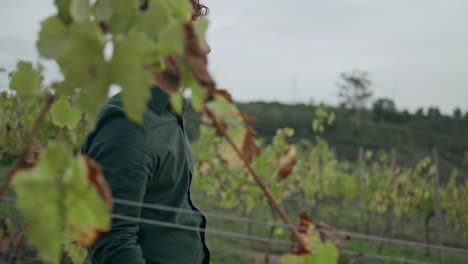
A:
8,224,27,264
0,95,56,197
204,108,307,250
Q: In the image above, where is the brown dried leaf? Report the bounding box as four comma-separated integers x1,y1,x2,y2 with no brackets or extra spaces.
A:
290,212,314,255
316,221,350,249
84,155,113,209
277,145,297,181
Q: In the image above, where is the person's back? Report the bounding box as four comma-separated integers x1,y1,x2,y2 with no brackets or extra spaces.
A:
81,86,209,264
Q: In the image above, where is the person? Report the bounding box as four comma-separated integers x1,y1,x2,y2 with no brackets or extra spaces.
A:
80,1,211,263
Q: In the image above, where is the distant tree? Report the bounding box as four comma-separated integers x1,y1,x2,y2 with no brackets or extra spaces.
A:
427,106,441,118
373,98,396,122
453,107,462,119
401,109,411,121
337,70,373,128
415,107,424,117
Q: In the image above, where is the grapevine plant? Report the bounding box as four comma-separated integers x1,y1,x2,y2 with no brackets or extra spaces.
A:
0,0,339,263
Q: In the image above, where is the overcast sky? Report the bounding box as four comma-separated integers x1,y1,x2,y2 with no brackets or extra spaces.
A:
1,0,467,113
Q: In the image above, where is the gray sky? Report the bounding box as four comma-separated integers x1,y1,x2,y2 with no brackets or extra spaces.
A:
1,0,467,114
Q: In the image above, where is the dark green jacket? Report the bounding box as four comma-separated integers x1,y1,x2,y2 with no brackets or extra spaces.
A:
81,87,210,264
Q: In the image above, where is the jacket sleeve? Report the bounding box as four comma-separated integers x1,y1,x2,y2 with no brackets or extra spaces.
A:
83,114,154,264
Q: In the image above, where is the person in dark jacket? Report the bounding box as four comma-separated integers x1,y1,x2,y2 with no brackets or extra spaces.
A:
81,1,211,263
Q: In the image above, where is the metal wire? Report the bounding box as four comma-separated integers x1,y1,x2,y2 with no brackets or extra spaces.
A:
3,195,468,256
111,213,294,246
0,195,459,264
113,197,468,255
113,213,436,264
342,249,433,264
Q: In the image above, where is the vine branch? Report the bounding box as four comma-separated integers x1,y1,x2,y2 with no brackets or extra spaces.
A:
204,108,307,249
0,95,56,197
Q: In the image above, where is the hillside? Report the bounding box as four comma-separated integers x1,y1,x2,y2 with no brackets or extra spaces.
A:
185,101,468,181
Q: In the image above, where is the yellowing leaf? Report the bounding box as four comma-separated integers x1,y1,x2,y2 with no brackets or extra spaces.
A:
12,143,112,261
65,155,112,246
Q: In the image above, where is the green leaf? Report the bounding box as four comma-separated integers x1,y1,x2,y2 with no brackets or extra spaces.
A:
9,61,43,97
194,17,209,52
50,96,83,129
12,143,111,262
111,33,154,122
170,93,183,114
70,0,91,23
57,22,109,120
93,0,113,22
107,0,139,34
12,143,72,262
132,0,171,41
191,84,205,112
64,233,87,264
155,21,185,55
54,0,73,24
64,155,111,246
169,0,193,21
37,16,69,59
281,240,338,264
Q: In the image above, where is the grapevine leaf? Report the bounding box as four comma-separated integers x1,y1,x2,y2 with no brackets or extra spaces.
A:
37,16,69,59
278,145,297,181
170,0,193,21
84,156,113,209
70,0,91,23
183,22,216,91
110,33,154,123
207,94,261,169
54,0,73,24
290,213,314,255
9,61,43,98
93,0,113,22
65,155,112,246
50,96,83,129
64,233,87,264
177,61,206,111
155,21,186,55
194,17,210,53
282,240,339,264
107,0,139,34
132,0,171,41
57,22,109,119
12,144,112,261
191,83,205,111
170,93,184,114
12,143,72,262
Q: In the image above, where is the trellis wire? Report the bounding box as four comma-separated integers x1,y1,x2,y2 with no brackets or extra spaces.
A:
114,213,436,264
1,196,462,264
3,195,467,256
113,197,468,255
342,249,432,264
